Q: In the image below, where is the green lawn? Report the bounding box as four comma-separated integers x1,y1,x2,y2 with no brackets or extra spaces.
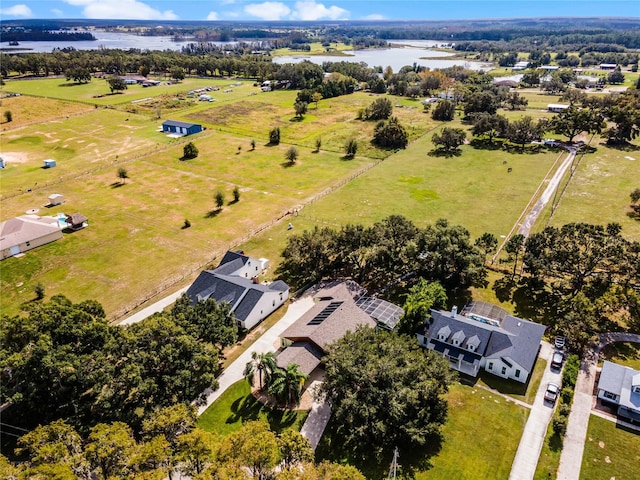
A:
197,380,308,437
600,342,640,370
533,422,563,480
316,382,529,479
580,415,640,480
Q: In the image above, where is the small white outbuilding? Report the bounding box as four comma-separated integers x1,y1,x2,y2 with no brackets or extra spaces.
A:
48,194,64,206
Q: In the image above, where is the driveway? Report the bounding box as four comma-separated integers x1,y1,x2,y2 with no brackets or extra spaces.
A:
509,341,563,480
195,296,315,415
556,332,640,480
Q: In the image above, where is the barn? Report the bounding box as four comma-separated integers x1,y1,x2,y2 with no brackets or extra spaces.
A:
161,120,202,137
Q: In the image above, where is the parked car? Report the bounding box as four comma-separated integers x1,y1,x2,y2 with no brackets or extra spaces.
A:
551,351,564,369
544,382,560,403
555,336,566,349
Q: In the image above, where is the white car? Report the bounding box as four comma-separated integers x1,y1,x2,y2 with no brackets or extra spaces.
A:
544,383,560,403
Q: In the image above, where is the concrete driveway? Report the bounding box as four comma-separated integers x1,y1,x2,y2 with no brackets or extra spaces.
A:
509,341,563,480
195,296,315,415
557,332,640,480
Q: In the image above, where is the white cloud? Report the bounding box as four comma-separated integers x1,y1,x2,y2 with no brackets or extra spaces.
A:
362,13,385,20
292,1,348,20
220,0,236,4
51,8,64,16
0,4,33,17
206,11,219,20
63,0,178,20
244,2,291,20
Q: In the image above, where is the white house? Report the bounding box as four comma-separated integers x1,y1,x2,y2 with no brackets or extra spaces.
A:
186,251,289,330
417,302,545,383
0,215,63,260
597,361,640,422
513,61,530,70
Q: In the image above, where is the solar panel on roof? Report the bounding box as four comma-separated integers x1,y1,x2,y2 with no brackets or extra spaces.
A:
307,301,343,325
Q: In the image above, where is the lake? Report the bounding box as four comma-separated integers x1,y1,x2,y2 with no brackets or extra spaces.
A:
0,31,235,53
273,43,491,72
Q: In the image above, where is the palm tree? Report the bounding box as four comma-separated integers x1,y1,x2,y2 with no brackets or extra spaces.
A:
268,363,308,407
243,351,277,391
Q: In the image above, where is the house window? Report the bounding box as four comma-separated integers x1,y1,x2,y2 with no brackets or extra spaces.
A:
634,386,640,394
468,344,474,351
501,367,506,375
488,362,493,370
515,369,521,378
603,391,617,401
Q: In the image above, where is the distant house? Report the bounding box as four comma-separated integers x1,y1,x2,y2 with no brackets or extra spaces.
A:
548,103,570,113
161,120,202,137
417,301,545,383
597,361,640,422
277,280,404,375
538,65,559,71
43,159,57,168
186,250,288,330
600,63,618,70
0,215,63,260
142,80,161,87
513,61,530,71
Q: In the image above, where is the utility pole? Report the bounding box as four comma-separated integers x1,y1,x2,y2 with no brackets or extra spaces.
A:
387,446,399,479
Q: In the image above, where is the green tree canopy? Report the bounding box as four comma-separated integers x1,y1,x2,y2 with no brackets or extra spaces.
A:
362,97,393,120
432,127,466,152
372,116,408,149
398,279,447,335
320,327,454,463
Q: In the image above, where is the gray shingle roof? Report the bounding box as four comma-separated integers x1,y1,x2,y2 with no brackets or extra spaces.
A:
427,308,544,373
599,361,640,417
276,341,323,375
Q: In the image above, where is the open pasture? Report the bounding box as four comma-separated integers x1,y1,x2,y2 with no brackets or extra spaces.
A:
543,137,640,239
1,76,259,106
190,91,437,159
0,95,93,131
0,108,176,200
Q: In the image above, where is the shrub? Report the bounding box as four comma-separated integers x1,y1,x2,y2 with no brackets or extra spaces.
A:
344,138,358,158
182,219,191,229
34,283,45,300
372,117,408,149
562,354,580,390
552,414,567,437
4,110,12,123
431,99,455,121
269,127,281,145
182,142,199,160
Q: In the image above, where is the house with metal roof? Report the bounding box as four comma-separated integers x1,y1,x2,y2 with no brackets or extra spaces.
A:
597,361,640,422
417,302,545,383
0,215,63,260
161,120,202,136
277,280,404,375
186,251,288,330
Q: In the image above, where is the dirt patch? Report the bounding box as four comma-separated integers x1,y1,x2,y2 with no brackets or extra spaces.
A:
0,151,29,164
604,456,611,463
599,440,605,448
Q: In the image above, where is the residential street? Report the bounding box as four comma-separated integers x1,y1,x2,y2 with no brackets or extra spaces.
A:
509,341,562,480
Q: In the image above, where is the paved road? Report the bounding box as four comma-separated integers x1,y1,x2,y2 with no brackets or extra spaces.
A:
556,332,640,480
195,296,315,415
118,287,188,325
517,147,576,237
509,341,562,480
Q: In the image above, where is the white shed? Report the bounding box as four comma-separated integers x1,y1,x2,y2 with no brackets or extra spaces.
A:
48,194,64,206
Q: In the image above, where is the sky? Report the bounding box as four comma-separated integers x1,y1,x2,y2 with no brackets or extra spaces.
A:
0,0,638,22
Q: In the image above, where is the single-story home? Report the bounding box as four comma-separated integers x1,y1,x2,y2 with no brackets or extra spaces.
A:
548,103,570,113
161,120,202,136
513,61,530,70
186,250,288,330
277,280,404,375
597,361,640,422
0,215,63,260
417,301,545,383
600,63,618,70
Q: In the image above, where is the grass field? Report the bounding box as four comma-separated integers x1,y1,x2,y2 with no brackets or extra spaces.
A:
1,73,638,320
580,415,640,480
197,380,308,437
316,382,529,479
477,357,547,405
